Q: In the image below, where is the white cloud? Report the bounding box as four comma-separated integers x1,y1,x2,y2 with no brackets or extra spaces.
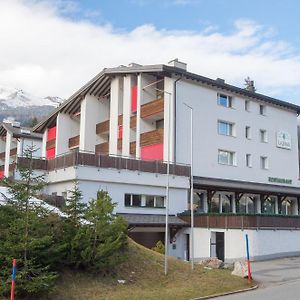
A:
1,0,300,103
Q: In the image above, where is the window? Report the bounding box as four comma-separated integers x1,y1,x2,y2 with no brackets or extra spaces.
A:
155,196,165,208
245,100,250,111
124,194,165,208
145,195,155,207
218,94,232,108
260,156,268,169
246,154,252,167
132,194,142,206
218,121,234,136
260,129,267,143
125,194,131,207
259,104,266,115
245,126,251,139
218,150,235,166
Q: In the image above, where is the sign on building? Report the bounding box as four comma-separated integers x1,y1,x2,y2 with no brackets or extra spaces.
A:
276,131,291,150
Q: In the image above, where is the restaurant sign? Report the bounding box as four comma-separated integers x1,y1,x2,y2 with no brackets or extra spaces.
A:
276,131,291,150
268,177,292,185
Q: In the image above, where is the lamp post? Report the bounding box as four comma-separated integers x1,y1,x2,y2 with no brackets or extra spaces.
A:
183,102,194,270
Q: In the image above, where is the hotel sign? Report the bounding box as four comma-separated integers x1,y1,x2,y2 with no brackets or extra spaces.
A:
268,177,292,185
276,131,291,150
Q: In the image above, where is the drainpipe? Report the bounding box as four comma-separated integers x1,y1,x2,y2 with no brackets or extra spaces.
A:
173,76,182,164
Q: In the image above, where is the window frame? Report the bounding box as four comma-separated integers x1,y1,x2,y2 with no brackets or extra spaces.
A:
217,93,232,108
246,153,252,168
217,120,235,137
245,100,250,112
245,126,251,139
124,194,166,208
260,156,268,170
218,149,236,166
259,104,266,116
260,129,268,143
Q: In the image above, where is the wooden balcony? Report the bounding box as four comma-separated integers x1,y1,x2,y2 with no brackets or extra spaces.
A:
179,213,300,230
9,163,16,172
17,157,48,170
46,139,56,150
95,142,109,154
96,120,110,135
68,135,80,149
10,148,17,156
0,151,5,160
96,115,137,135
130,142,136,155
141,98,164,119
140,128,164,147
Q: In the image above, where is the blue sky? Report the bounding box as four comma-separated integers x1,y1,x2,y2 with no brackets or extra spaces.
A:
68,0,300,49
1,0,300,103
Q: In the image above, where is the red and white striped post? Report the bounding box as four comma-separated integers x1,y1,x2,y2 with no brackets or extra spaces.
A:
245,234,251,283
10,259,16,300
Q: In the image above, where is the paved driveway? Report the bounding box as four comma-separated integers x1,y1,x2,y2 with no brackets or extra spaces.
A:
218,257,300,300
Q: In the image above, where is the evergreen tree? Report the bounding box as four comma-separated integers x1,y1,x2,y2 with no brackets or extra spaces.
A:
0,146,63,297
72,190,128,273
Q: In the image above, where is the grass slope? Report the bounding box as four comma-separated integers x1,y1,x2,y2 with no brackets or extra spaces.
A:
53,239,253,300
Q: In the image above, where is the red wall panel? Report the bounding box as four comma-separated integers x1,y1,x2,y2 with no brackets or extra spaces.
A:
46,148,55,159
141,143,163,161
131,85,137,113
0,170,4,179
47,126,56,141
118,125,123,140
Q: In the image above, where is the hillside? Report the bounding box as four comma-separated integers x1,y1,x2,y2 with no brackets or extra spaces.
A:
52,239,252,300
0,85,63,125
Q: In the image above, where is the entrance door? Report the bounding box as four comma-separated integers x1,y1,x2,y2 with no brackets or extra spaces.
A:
185,234,190,261
216,232,225,261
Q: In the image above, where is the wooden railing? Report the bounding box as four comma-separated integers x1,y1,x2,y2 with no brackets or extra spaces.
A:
141,98,164,119
179,213,300,230
96,115,137,135
0,151,5,160
96,120,110,134
95,142,109,154
140,128,163,147
46,139,56,150
17,157,48,170
10,148,17,156
68,135,80,149
44,152,190,176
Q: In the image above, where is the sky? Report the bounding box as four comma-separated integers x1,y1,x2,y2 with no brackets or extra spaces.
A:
1,0,300,104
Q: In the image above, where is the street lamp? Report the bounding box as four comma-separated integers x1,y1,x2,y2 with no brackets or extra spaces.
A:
183,102,194,270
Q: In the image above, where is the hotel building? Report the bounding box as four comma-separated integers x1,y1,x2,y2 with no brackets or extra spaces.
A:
2,59,300,262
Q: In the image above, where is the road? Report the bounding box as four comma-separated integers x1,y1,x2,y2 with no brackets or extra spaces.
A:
218,257,300,300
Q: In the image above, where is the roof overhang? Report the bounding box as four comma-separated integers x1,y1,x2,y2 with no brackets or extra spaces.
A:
33,63,300,133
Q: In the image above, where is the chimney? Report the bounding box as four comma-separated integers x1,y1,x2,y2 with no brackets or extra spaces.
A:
216,78,225,84
168,58,187,71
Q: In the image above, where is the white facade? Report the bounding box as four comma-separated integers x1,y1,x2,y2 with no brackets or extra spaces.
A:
176,79,300,187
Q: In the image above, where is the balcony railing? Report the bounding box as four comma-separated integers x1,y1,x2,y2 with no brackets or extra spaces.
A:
179,213,300,230
96,115,137,135
68,135,80,149
10,148,17,156
46,139,56,150
17,152,190,177
95,142,109,154
0,151,5,160
140,128,163,147
141,98,164,119
16,157,48,170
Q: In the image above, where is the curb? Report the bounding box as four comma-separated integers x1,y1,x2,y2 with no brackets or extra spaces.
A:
192,284,259,300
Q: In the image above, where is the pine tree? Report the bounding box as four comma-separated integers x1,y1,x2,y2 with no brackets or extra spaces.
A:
0,145,62,297
72,190,128,273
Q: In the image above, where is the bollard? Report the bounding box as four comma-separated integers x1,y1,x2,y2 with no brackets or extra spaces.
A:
245,234,251,283
10,259,16,300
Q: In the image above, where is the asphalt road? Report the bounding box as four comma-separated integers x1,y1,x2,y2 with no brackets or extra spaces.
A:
218,257,300,300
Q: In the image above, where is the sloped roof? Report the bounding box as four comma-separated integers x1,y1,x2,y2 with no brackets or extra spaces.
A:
33,63,300,133
118,213,188,227
0,123,42,140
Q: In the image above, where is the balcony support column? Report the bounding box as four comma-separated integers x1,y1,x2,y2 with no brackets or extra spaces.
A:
256,196,262,214
56,113,79,156
80,95,104,152
122,76,132,157
232,195,236,213
275,196,279,215
4,132,12,177
292,198,298,215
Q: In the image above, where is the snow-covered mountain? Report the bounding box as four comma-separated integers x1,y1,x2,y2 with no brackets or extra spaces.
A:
0,85,64,125
0,85,62,108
